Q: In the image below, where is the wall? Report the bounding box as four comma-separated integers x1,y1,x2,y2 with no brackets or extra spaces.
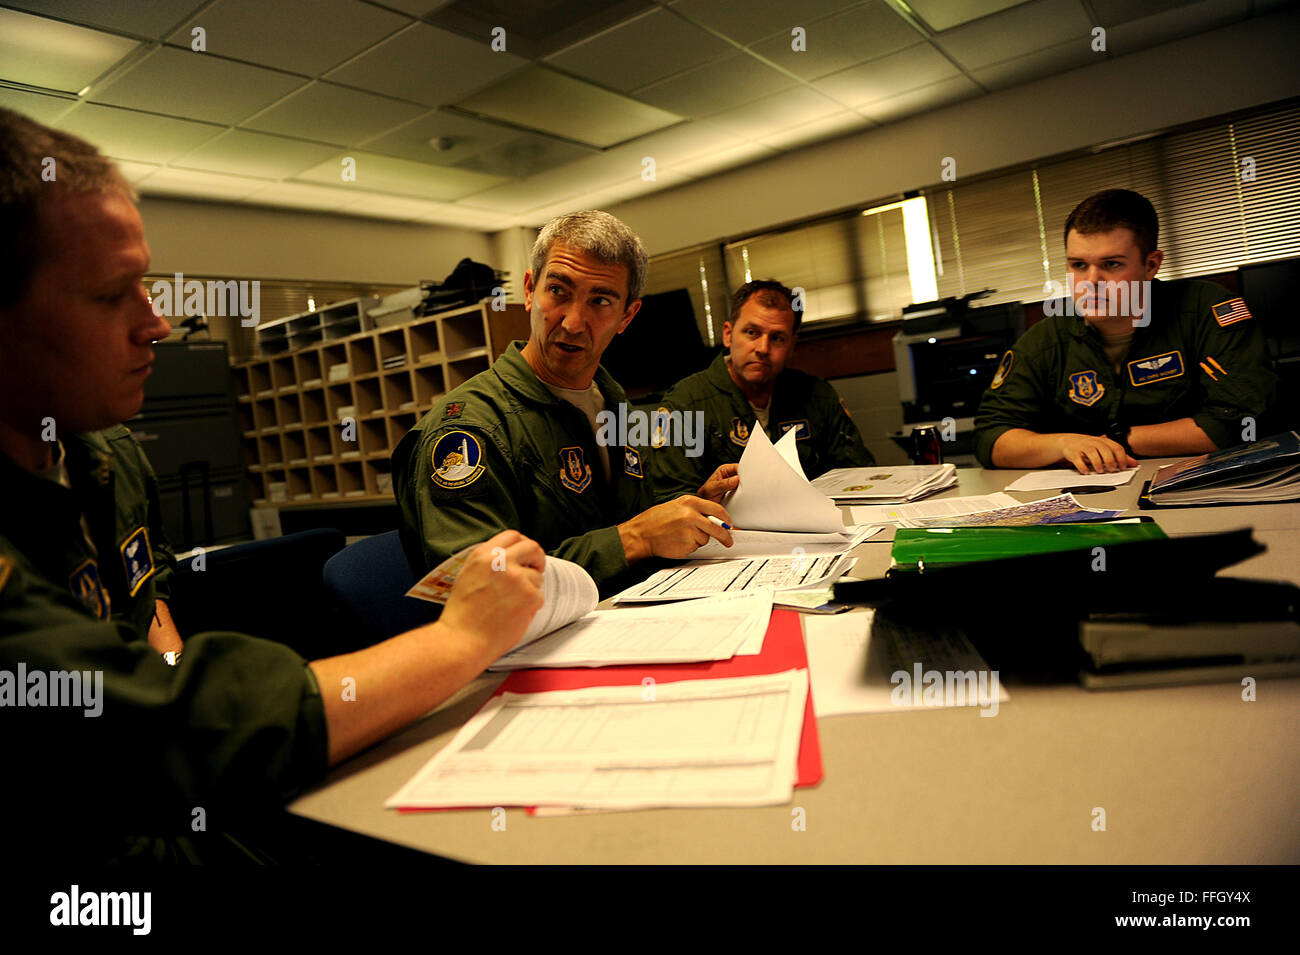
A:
604,8,1300,256
139,197,495,286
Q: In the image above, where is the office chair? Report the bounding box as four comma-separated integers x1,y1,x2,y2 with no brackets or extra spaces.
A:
321,530,439,647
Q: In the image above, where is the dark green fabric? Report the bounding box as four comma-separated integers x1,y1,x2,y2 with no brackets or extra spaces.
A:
973,279,1277,466
0,430,330,861
647,351,874,503
392,341,657,591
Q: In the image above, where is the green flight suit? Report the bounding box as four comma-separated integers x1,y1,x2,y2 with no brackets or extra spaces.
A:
0,426,329,861
647,351,875,503
392,341,657,593
973,279,1278,466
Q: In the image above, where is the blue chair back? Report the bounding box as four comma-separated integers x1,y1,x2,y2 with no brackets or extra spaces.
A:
322,530,439,646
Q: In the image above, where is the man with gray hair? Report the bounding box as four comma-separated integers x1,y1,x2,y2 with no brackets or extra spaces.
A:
394,210,741,592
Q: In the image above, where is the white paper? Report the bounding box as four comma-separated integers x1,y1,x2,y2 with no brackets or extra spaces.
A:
723,427,843,533
489,591,772,670
1003,468,1138,491
803,613,1009,717
615,554,856,603
812,464,958,502
691,524,881,560
385,670,809,810
847,493,1020,527
515,558,599,649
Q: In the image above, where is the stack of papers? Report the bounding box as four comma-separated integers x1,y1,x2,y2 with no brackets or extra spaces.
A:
385,669,810,810
616,553,856,603
692,524,880,559
723,426,843,532
1147,431,1300,505
489,591,772,670
1004,468,1137,491
812,464,958,503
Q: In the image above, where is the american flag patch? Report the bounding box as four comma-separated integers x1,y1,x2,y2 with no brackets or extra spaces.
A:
1211,298,1252,326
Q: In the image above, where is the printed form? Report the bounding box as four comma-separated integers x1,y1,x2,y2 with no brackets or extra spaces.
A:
386,670,809,810
615,554,856,603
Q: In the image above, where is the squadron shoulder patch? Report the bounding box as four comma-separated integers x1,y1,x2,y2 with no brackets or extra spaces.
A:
68,559,111,620
623,447,644,479
990,350,1014,389
1068,370,1104,407
728,417,751,447
1211,298,1252,327
1127,350,1184,387
558,446,592,493
430,430,485,489
119,525,155,597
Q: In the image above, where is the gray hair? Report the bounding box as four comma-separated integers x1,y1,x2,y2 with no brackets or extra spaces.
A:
530,210,649,304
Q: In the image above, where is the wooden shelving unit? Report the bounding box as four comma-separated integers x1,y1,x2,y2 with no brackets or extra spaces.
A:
235,300,529,506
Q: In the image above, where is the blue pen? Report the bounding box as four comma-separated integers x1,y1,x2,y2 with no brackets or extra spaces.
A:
707,515,734,530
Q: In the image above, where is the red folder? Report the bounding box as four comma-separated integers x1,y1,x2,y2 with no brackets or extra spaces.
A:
493,607,823,789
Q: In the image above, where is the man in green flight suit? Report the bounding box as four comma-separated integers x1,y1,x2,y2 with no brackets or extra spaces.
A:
393,210,740,594
648,279,874,503
0,107,546,864
974,189,1277,473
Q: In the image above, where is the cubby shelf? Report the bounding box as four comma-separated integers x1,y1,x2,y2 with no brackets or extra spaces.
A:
234,301,528,506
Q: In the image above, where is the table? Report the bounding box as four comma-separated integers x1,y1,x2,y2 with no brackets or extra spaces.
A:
288,459,1300,863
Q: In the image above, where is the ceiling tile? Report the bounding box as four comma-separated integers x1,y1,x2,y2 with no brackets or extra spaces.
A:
669,141,778,178
813,44,960,109
426,0,656,59
458,66,682,148
0,9,140,94
242,181,354,212
621,120,745,166
242,82,426,145
1090,0,1200,28
633,52,798,118
357,108,518,165
968,37,1099,90
755,109,874,151
167,0,410,77
170,128,341,179
453,134,597,178
748,1,922,81
858,74,982,123
2,0,208,39
115,160,163,185
906,0,1032,32
0,87,80,125
936,0,1092,71
324,22,527,107
56,103,225,163
139,166,269,201
669,0,859,47
90,46,307,125
294,151,507,200
1106,0,1252,54
545,7,731,92
704,86,847,140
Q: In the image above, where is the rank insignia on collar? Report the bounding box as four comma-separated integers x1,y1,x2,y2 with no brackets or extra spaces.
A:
1068,370,1104,406
68,559,110,620
441,401,464,420
778,419,810,440
623,447,644,479
1127,350,1184,386
430,430,485,489
729,417,751,447
991,350,1014,389
120,526,155,597
558,446,592,493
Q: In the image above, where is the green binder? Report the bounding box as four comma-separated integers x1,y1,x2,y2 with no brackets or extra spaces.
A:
890,523,1168,572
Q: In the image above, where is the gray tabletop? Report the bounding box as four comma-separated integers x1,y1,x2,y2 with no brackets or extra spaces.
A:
289,459,1300,863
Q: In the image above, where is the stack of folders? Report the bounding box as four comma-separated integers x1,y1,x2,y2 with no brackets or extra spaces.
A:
834,526,1300,689
1141,430,1300,506
381,354,406,370
811,464,957,503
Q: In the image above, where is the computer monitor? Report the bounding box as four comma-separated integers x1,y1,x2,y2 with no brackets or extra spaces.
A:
598,288,711,399
1239,257,1300,358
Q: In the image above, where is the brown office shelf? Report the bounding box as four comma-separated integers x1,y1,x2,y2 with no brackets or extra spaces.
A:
236,301,527,505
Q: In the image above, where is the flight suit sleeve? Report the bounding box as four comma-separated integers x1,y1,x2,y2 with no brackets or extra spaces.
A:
395,426,633,587
1188,289,1279,448
140,441,176,604
817,383,875,469
973,330,1057,467
0,546,329,829
646,397,708,504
